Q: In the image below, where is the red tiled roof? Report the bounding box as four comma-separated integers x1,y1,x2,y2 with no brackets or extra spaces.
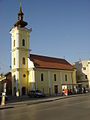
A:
30,54,74,71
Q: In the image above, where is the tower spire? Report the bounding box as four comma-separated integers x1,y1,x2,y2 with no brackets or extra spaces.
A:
18,3,24,21
20,0,22,12
14,2,28,28
20,2,22,13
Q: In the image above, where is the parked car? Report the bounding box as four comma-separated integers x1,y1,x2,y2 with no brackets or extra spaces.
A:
28,90,45,98
0,93,8,103
28,90,36,98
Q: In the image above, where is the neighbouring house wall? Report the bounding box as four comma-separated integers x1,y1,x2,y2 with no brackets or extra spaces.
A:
74,60,90,90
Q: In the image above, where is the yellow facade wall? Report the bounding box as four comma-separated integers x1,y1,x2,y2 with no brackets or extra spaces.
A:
36,70,49,94
28,69,35,91
10,27,31,96
34,68,76,95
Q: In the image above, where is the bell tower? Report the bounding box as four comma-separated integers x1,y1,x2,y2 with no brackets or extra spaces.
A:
10,4,32,96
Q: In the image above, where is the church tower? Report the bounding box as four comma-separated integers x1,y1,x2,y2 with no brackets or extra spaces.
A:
10,4,32,96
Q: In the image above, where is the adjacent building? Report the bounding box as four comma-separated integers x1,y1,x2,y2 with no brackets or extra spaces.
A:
0,72,12,95
74,60,90,91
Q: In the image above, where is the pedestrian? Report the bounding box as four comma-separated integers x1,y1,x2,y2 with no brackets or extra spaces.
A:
16,90,19,97
62,89,65,96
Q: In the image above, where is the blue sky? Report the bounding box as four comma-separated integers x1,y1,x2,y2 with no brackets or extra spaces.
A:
0,0,90,73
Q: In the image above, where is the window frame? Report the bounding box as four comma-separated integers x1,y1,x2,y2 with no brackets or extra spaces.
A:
85,75,87,79
65,74,68,81
54,74,56,81
13,58,15,65
13,40,15,47
22,57,25,65
23,74,26,78
41,73,44,81
13,75,16,82
22,39,25,46
83,67,86,70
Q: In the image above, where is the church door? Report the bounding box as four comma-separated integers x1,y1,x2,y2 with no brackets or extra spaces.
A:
22,87,26,95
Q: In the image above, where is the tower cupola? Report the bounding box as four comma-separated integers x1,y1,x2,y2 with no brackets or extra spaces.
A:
14,4,28,28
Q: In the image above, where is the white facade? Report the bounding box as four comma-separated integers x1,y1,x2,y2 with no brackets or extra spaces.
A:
74,60,90,90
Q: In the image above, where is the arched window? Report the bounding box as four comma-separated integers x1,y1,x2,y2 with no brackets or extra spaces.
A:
54,74,56,81
41,73,44,81
13,40,15,47
22,39,25,46
14,58,15,65
65,74,67,81
22,57,25,65
13,75,16,82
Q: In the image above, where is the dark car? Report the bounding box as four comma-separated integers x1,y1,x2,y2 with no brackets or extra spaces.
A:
28,90,36,97
28,90,45,98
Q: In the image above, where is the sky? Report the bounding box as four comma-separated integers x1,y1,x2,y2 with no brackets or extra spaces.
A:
0,0,90,73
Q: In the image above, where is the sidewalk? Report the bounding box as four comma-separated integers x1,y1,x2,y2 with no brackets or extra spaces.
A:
0,93,89,110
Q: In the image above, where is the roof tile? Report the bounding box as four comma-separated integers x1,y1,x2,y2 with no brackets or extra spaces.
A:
30,54,74,70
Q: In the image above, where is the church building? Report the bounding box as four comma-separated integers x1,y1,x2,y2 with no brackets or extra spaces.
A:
10,5,76,96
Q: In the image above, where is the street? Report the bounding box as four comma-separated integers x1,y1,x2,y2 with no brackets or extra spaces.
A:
0,94,90,120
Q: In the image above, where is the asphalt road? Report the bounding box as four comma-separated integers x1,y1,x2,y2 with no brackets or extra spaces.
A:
0,94,90,120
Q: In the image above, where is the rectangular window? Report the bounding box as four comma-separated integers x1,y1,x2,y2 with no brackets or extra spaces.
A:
22,57,25,65
54,74,56,81
85,75,87,79
83,67,86,70
41,73,44,81
65,74,67,81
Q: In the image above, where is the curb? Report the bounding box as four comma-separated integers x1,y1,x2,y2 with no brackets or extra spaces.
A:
0,106,14,110
0,93,89,110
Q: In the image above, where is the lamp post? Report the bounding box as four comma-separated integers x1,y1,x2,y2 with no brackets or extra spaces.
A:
1,80,7,106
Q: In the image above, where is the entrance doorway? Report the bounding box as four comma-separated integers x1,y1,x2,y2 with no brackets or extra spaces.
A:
22,87,26,95
54,85,58,95
14,87,16,96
